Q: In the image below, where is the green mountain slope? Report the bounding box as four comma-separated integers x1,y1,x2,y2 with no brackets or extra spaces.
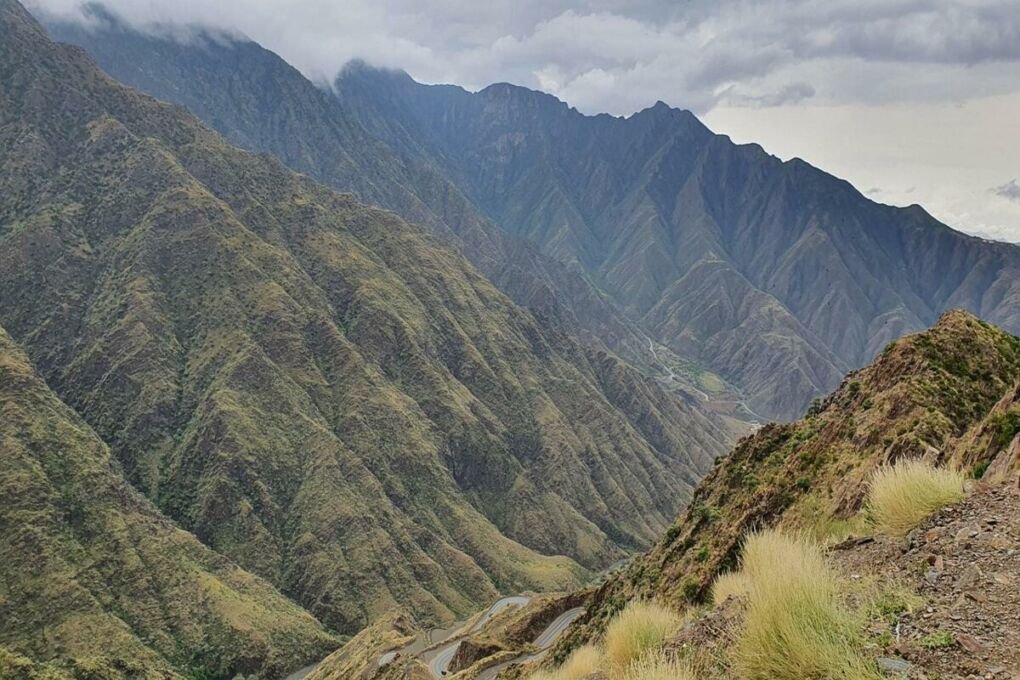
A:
561,310,1020,647
331,68,1020,422
42,11,1020,423
0,325,337,679
0,0,728,637
39,7,666,382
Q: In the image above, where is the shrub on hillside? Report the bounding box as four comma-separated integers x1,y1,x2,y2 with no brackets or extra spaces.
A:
868,459,964,535
734,529,880,680
711,570,749,605
619,653,697,680
604,601,682,672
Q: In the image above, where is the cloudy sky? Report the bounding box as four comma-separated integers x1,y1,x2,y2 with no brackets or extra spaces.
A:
29,0,1020,242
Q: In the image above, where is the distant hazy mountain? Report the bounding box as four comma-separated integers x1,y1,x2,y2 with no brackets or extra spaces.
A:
1,0,728,644
46,9,1020,421
330,68,1020,421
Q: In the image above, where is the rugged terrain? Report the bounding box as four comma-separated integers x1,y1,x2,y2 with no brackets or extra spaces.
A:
0,0,728,643
0,326,338,679
332,68,1020,421
299,311,1020,679
40,7,670,384
530,310,1020,678
48,7,1020,422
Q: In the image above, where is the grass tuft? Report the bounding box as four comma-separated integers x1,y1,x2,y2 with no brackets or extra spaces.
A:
557,644,603,680
619,653,698,680
604,601,682,672
920,630,955,649
868,459,964,535
734,529,880,680
711,570,749,606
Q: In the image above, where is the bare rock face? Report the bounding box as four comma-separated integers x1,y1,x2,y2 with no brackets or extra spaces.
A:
449,639,508,674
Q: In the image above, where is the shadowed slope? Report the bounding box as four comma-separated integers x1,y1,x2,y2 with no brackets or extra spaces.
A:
332,68,1020,421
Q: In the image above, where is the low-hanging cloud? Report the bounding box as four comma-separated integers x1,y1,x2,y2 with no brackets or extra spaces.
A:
992,180,1020,203
26,0,1020,116
24,0,1020,242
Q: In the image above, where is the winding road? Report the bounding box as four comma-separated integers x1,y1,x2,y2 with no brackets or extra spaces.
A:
282,596,583,679
647,336,763,424
422,596,532,677
475,607,586,680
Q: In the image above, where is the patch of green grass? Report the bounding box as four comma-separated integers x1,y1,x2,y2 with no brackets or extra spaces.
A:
920,630,955,649
989,409,1020,448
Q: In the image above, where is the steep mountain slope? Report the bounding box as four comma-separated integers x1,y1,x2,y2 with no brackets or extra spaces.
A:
0,325,337,679
561,310,1020,648
322,310,1020,679
40,8,665,379
0,0,728,637
331,68,1020,421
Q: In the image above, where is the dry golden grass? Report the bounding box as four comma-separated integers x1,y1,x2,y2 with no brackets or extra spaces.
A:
711,570,749,606
558,644,603,680
733,529,881,680
604,601,682,672
525,645,601,680
619,653,698,680
868,459,965,535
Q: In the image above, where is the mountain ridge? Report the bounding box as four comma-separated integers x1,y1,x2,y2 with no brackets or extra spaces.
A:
39,6,686,389
331,66,1020,420
2,0,728,640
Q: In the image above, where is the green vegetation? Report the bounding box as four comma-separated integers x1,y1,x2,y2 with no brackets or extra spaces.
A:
0,0,728,651
733,530,880,680
619,654,697,680
920,631,955,650
868,460,965,535
528,602,682,680
989,408,1020,448
0,328,337,679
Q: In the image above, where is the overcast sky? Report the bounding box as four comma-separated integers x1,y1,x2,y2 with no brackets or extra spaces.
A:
29,0,1020,242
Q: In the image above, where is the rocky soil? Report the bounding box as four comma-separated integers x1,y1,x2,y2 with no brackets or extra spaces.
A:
833,482,1020,679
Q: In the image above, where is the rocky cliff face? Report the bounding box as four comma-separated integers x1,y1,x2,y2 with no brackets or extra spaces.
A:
1,0,728,638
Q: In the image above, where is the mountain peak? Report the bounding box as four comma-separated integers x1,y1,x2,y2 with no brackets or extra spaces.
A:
339,58,413,83
1,0,47,41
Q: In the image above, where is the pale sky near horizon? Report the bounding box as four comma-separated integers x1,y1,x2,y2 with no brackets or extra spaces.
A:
28,0,1020,242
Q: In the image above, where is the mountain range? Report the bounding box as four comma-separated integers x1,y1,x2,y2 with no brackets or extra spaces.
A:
0,1,728,673
43,8,1020,421
4,1,1020,678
